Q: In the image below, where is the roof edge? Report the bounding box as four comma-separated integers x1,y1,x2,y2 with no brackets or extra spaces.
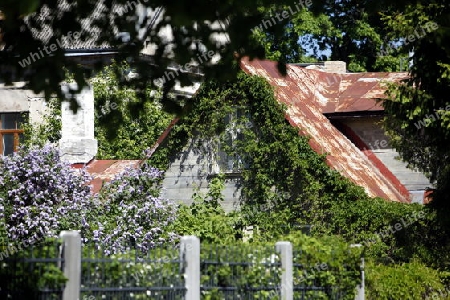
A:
334,121,411,202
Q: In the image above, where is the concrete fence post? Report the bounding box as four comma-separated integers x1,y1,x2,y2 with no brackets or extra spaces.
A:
60,231,81,300
181,236,200,300
276,241,293,300
355,257,365,300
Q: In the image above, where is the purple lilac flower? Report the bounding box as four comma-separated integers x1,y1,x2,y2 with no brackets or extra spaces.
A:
0,144,93,242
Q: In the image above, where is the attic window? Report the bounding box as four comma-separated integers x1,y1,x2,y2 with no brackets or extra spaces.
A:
0,113,25,156
217,107,250,173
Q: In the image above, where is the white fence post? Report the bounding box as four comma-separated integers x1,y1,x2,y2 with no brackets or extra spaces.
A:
181,236,200,300
276,241,293,300
60,230,81,300
355,257,365,300
351,244,364,300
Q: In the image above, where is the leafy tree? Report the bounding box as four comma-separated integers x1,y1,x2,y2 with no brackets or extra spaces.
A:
381,2,450,206
92,62,173,158
254,0,406,71
0,0,293,109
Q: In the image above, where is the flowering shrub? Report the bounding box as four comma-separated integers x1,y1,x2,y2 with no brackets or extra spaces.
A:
0,144,93,243
92,163,178,254
0,144,177,255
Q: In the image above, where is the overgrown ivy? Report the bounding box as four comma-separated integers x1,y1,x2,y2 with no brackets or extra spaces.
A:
92,62,174,160
148,72,370,232
148,72,449,268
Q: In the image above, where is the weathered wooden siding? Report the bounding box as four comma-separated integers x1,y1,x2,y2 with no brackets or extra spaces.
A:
161,139,241,212
341,117,431,203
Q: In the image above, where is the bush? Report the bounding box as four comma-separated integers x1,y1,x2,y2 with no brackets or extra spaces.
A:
90,163,178,254
0,144,93,244
366,260,446,300
267,232,362,300
167,174,242,244
0,238,67,300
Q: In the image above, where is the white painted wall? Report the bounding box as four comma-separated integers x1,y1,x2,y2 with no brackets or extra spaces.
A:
59,84,98,164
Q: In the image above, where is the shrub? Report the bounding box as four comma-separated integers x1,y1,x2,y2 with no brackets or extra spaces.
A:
366,260,446,300
0,238,67,300
91,163,178,254
265,232,362,300
0,144,93,244
167,174,242,244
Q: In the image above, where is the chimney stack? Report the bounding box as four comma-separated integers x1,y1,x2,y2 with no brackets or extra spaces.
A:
323,61,346,73
59,84,98,164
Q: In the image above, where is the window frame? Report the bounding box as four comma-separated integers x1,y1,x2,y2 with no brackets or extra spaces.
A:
216,107,251,174
0,112,25,155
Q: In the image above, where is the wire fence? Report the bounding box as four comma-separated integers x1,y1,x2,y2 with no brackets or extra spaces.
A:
292,248,360,300
0,239,64,300
201,244,281,299
80,244,185,300
0,234,362,300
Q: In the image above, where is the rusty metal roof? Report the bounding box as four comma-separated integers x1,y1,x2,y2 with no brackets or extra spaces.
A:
75,59,410,202
276,63,408,114
240,58,410,203
72,160,140,194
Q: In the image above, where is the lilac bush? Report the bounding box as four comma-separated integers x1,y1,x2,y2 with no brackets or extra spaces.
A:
92,164,178,254
0,144,94,243
0,144,177,255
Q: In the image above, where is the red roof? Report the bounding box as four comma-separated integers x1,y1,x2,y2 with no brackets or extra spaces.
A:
72,160,140,193
240,58,410,203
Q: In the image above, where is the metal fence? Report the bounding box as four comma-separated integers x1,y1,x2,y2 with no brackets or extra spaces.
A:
0,239,64,300
292,248,359,300
80,243,185,300
200,244,282,299
0,232,364,300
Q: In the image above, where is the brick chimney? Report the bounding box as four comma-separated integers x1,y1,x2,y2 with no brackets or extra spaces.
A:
59,84,98,164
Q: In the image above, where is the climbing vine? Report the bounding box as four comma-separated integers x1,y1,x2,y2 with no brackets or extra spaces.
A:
148,72,371,234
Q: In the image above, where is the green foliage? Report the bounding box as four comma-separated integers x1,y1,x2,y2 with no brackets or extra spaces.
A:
249,232,362,299
92,62,173,159
168,174,241,244
21,61,173,160
150,72,444,265
288,233,361,300
22,99,61,148
366,260,447,300
381,2,450,206
152,72,370,232
0,238,67,299
200,243,282,299
80,245,183,300
254,0,405,72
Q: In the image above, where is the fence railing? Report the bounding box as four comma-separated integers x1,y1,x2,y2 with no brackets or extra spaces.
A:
0,231,364,300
